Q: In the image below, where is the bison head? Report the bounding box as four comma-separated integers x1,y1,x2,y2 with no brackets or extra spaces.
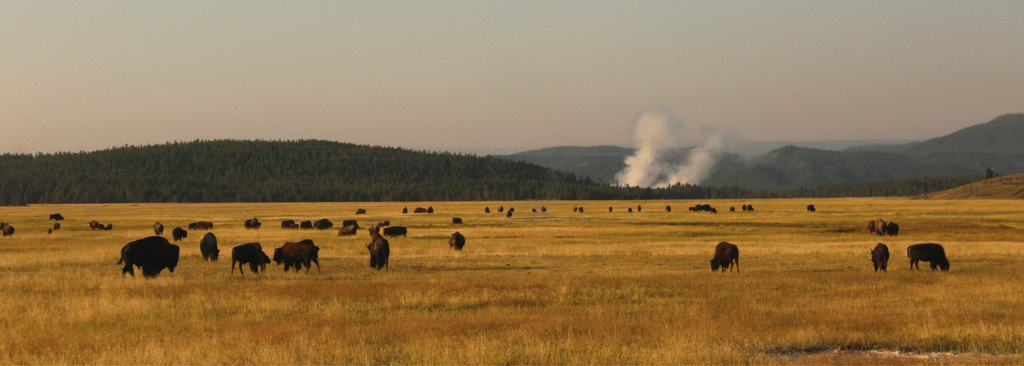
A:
272,248,285,265
710,259,721,271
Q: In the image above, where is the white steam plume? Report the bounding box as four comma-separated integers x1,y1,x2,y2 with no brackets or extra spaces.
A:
615,108,724,188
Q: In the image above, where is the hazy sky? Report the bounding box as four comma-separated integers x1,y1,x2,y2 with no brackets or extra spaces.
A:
2,1,1022,154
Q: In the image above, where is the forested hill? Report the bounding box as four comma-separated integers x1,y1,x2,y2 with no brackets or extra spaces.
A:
0,140,601,204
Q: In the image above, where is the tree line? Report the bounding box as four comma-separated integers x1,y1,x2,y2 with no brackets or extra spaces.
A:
0,140,981,205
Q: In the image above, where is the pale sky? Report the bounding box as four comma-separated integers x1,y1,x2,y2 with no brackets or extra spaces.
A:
2,1,1022,154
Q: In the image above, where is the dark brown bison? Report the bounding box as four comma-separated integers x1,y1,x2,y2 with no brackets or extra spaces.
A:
414,207,428,213
908,243,949,271
747,205,754,211
49,213,64,221
382,226,407,237
506,210,513,218
532,208,537,213
281,220,296,229
573,207,578,213
628,208,633,213
313,219,333,230
117,236,180,278
807,205,816,212
609,207,613,212
379,221,390,227
576,207,582,213
452,218,463,224
299,220,313,229
541,206,547,212
427,206,434,214
273,240,320,273
867,220,877,234
153,222,164,235
288,223,299,229
342,220,358,227
366,227,390,270
729,207,735,212
48,228,52,234
199,232,219,261
191,221,213,230
231,242,270,275
874,219,888,236
244,218,261,229
449,231,466,250
53,222,60,230
356,209,367,215
871,243,889,272
402,207,408,214
485,207,491,213
741,205,748,211
1,223,14,237
338,225,359,236
666,205,671,212
171,227,187,242
710,242,739,272
638,205,642,212
885,222,899,236
497,206,504,213
90,220,101,230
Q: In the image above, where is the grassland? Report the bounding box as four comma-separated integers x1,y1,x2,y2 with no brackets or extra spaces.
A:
1,198,1023,364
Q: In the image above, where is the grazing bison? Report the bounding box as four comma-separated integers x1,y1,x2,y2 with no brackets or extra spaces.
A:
199,232,220,261
871,243,889,272
628,208,633,213
414,207,428,213
867,220,877,234
53,223,60,230
497,206,504,213
383,226,407,237
449,231,466,250
1,223,14,237
908,243,949,271
609,207,613,212
807,205,816,212
741,205,748,211
379,221,390,227
117,236,180,278
638,205,642,212
508,207,514,214
506,210,513,218
356,209,367,215
273,240,320,273
730,207,735,212
885,222,900,236
153,222,164,235
191,221,213,230
747,205,755,211
710,208,717,214
188,222,196,230
49,213,64,221
244,218,261,229
338,225,359,236
710,242,739,272
288,223,299,229
666,205,671,212
48,229,52,234
105,223,113,230
874,219,888,236
532,208,537,213
402,207,408,214
541,206,547,212
231,242,270,275
90,220,102,230
452,218,463,224
313,219,334,230
171,227,187,242
485,207,491,213
427,206,434,214
342,220,358,228
366,227,390,270
573,207,578,213
281,220,296,229
299,221,313,229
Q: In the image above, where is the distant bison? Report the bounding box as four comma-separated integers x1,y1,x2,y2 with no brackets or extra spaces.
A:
637,205,642,212
807,205,816,212
452,218,463,224
541,206,547,212
356,209,367,215
90,220,101,230
872,219,888,236
382,226,407,237
1,223,14,237
609,207,613,212
427,206,434,214
485,207,490,213
628,208,633,213
171,227,187,242
497,206,504,213
366,227,390,270
273,240,320,273
871,243,889,272
103,223,113,230
313,218,333,230
449,231,466,250
576,207,582,213
244,218,261,229
49,213,64,221
191,221,213,230
506,210,513,218
117,236,180,278
532,208,537,213
729,207,735,212
907,243,949,271
867,220,877,234
338,225,359,236
414,207,428,213
299,221,313,229
573,207,578,213
741,205,748,211
666,205,671,212
746,205,755,211
710,242,739,272
885,222,900,236
379,221,390,227
281,220,296,229
153,222,164,235
231,242,270,275
53,223,60,230
402,207,408,214
199,232,220,261
342,220,358,228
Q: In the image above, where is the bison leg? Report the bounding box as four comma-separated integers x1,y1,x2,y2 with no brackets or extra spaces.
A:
250,262,260,274
873,261,879,272
312,259,321,273
122,263,135,277
733,257,738,272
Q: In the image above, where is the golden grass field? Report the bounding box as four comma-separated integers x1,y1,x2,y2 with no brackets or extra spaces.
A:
1,198,1023,364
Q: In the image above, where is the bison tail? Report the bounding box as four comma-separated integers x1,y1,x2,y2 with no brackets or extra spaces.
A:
117,258,123,265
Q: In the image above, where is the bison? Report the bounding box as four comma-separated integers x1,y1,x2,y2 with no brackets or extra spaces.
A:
907,243,949,271
452,218,463,224
244,218,261,229
231,242,270,275
299,221,313,229
281,220,296,229
506,210,513,218
171,227,188,242
666,205,671,212
484,207,490,213
885,222,900,236
338,225,359,236
402,207,408,214
1,223,14,237
497,206,504,213
871,243,889,272
273,240,320,273
729,207,735,212
53,223,60,230
609,207,613,212
342,219,358,227
427,206,434,214
747,205,754,211
541,206,547,213
532,208,537,213
379,221,390,227
807,205,816,212
90,220,102,230
191,221,213,230
741,205,748,211
313,218,334,230
628,208,633,213
573,207,578,213
366,227,390,270
49,213,64,221
638,205,642,212
356,209,367,215
414,207,428,213
449,231,466,250
199,232,219,261
874,219,888,236
153,222,164,235
382,226,407,237
867,220,877,234
710,242,739,272
117,236,180,278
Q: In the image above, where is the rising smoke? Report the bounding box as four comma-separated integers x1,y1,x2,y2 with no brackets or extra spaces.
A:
615,108,725,188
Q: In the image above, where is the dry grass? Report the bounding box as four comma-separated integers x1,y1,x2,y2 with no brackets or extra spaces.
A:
1,198,1023,364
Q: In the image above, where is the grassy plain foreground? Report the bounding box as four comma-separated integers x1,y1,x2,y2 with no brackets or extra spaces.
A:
1,198,1023,364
